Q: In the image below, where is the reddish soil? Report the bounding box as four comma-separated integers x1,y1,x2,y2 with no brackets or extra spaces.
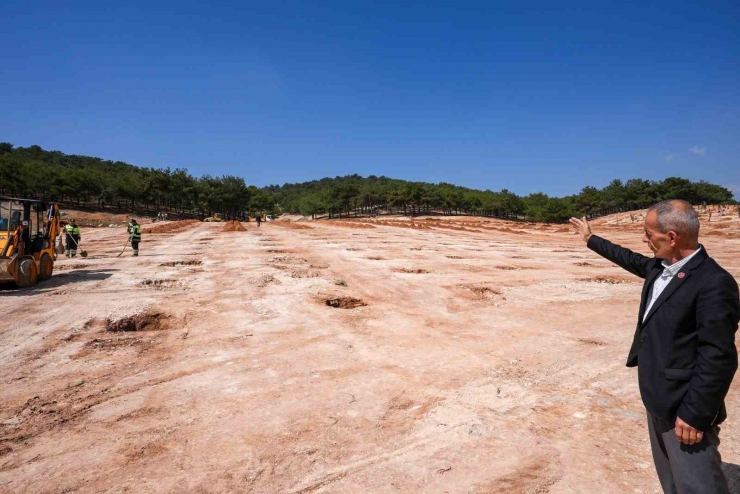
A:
222,220,247,232
318,220,376,229
272,221,313,230
142,219,200,234
1,207,739,493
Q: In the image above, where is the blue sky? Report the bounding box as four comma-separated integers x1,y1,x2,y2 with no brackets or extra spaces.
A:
1,1,738,197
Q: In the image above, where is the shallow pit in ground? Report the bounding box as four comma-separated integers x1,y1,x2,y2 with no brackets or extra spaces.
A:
392,268,430,274
459,284,504,300
106,311,170,332
254,274,281,287
580,275,636,284
269,255,307,264
449,283,506,302
291,269,321,279
159,260,202,267
140,279,179,289
325,297,367,309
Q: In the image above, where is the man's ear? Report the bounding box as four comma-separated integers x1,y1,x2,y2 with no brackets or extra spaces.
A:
668,231,678,246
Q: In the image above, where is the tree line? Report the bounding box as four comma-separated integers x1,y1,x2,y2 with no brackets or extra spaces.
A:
1,142,735,223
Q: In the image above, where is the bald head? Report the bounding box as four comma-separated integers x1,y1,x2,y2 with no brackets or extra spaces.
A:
647,200,700,242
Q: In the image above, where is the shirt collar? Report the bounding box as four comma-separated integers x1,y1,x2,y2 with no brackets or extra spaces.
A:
661,246,702,275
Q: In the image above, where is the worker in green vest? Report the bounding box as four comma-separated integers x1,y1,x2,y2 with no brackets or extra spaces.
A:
127,218,142,256
64,219,81,257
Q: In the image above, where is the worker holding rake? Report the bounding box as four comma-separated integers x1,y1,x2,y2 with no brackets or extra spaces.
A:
127,218,142,257
64,218,81,257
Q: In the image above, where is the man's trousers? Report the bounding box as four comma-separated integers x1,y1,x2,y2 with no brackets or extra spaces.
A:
647,411,728,493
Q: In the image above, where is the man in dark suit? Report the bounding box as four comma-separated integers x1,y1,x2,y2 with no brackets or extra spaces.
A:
570,200,739,493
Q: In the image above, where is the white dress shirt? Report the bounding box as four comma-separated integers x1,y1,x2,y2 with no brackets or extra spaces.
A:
643,247,702,322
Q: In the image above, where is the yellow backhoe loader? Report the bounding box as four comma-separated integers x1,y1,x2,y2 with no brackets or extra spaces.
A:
204,213,223,222
0,197,62,288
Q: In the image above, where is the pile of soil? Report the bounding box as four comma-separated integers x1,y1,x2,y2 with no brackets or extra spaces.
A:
272,222,313,230
143,220,199,234
319,220,376,229
60,209,149,228
223,221,246,232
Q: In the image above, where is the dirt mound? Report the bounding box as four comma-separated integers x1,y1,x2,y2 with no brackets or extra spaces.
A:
106,311,169,331
325,297,367,309
222,220,246,232
573,262,595,267
319,220,376,229
272,222,313,230
446,255,465,259
159,260,202,267
143,219,199,234
60,209,149,228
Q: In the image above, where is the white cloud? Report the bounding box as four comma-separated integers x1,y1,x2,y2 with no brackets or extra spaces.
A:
665,154,677,162
689,146,706,156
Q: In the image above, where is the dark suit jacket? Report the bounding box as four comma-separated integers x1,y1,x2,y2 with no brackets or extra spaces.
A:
587,235,739,431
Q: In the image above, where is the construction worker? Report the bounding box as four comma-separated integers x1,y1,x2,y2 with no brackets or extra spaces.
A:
64,219,81,257
127,218,142,256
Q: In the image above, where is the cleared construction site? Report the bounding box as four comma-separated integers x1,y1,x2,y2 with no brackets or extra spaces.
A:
1,207,740,493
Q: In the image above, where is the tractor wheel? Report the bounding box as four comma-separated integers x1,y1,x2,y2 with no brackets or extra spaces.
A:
16,258,38,288
38,253,54,281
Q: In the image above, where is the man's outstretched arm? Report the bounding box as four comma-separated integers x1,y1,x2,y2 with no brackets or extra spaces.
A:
569,216,651,279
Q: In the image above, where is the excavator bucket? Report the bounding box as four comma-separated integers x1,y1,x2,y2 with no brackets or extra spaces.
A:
0,255,18,282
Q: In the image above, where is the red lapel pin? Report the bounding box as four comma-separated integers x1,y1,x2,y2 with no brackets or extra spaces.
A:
678,272,685,279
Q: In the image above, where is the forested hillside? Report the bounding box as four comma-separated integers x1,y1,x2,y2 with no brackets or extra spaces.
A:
0,142,735,223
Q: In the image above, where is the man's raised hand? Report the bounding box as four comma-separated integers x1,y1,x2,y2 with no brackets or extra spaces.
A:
569,216,592,243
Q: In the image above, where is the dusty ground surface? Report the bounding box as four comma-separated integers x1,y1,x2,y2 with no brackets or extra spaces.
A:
1,206,740,493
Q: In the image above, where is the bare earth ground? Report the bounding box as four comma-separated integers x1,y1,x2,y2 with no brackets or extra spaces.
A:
1,207,740,493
